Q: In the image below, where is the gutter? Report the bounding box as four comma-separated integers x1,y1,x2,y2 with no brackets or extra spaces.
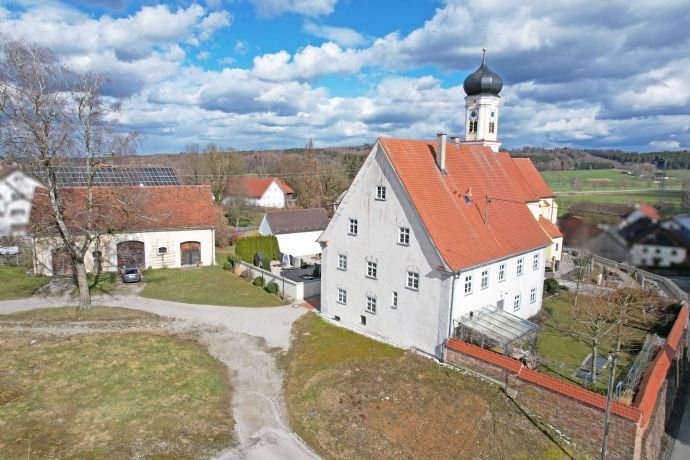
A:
446,271,460,349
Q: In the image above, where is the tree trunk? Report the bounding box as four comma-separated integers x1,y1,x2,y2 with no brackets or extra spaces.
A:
75,262,92,311
591,342,598,384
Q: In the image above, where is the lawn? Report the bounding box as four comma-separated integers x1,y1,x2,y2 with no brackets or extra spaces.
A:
541,168,686,193
0,266,49,300
139,264,286,307
1,306,159,322
555,190,684,217
0,308,234,458
283,313,575,459
537,295,646,393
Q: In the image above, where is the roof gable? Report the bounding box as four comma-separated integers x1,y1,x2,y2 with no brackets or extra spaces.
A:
224,177,292,198
379,138,552,270
266,208,329,234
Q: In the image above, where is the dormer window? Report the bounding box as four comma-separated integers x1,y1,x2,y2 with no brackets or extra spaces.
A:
376,185,386,201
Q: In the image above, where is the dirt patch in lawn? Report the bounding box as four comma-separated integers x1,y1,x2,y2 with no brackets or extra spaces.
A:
0,308,235,459
284,314,573,459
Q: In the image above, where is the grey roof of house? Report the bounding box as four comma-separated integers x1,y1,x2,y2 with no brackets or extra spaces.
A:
266,208,329,235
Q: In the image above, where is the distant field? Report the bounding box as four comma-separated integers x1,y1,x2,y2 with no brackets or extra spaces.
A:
542,168,690,193
541,169,687,217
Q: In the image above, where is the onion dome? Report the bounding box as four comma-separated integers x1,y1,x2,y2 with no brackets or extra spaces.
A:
463,49,503,96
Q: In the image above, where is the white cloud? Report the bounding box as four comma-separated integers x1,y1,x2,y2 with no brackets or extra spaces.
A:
198,10,232,41
650,140,682,151
250,0,338,18
303,21,365,47
234,40,248,55
197,51,210,61
219,56,237,65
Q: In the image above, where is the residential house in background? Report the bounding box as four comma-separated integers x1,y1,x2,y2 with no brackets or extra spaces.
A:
0,165,43,237
258,207,329,267
566,202,659,227
558,215,630,262
29,185,216,276
318,55,559,358
223,176,294,209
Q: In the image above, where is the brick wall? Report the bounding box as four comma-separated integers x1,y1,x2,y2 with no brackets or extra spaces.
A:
444,304,689,459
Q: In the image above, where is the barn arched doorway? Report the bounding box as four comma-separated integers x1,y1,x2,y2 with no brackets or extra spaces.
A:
51,249,74,277
180,241,201,266
117,241,145,268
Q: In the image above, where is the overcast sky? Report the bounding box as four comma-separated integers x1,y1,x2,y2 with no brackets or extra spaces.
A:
1,0,689,153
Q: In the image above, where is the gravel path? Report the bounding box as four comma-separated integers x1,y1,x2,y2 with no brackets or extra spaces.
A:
0,293,319,460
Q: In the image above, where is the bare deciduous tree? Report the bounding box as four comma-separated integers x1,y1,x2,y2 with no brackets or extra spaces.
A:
0,39,136,310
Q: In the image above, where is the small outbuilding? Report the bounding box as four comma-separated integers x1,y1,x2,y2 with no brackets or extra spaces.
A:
258,208,329,267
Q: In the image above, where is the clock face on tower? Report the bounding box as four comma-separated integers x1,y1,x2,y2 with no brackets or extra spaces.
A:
469,110,478,121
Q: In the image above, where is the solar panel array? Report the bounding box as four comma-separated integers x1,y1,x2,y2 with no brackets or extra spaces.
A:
34,167,182,187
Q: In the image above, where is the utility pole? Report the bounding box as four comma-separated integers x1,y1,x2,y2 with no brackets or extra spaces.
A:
601,352,616,460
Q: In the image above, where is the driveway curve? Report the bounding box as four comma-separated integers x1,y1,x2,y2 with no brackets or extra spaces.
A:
0,293,319,460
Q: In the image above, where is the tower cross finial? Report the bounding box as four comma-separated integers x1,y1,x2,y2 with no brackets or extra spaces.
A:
481,47,487,64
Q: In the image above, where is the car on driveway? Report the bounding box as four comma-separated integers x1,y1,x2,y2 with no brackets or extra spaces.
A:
119,265,142,283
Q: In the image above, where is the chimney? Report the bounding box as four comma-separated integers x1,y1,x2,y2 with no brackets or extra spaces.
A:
436,133,447,173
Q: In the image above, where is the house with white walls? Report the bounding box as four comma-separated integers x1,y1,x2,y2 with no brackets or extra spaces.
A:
29,185,217,276
223,176,294,209
318,53,561,358
0,165,43,237
258,208,329,267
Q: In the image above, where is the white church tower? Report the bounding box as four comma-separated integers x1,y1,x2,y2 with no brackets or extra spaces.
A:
463,49,503,152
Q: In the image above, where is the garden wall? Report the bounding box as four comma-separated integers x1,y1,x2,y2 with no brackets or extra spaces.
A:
237,261,320,302
444,304,689,459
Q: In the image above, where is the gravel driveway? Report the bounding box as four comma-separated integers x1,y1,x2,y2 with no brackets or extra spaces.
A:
0,292,319,460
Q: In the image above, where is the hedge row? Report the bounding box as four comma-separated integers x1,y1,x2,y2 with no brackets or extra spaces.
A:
235,235,280,263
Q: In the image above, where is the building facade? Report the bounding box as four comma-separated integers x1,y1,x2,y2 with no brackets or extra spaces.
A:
0,166,43,237
318,55,560,358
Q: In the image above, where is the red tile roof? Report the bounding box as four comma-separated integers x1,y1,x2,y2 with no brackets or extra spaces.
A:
558,215,602,247
637,203,660,221
538,216,563,239
512,158,556,198
379,138,553,271
224,177,293,198
29,185,216,234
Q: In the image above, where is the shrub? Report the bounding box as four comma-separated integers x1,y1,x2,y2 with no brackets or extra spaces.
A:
262,258,271,271
230,232,240,246
223,261,233,271
265,282,279,294
240,269,253,281
226,254,238,269
235,235,280,263
253,276,265,287
544,278,560,295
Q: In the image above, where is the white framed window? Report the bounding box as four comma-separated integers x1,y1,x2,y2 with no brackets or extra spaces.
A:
367,261,377,279
366,296,377,314
517,258,524,276
348,219,358,235
406,271,419,290
338,254,347,270
481,269,489,289
555,243,559,251
530,287,537,304
376,185,386,200
533,253,540,271
498,263,506,282
398,227,410,246
513,293,521,311
464,274,473,295
391,291,398,308
337,288,347,304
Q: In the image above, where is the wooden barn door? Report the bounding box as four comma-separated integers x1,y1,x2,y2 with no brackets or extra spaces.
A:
51,249,74,277
117,241,145,268
180,242,201,266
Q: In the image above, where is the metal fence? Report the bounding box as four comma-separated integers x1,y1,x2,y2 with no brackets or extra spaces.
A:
0,246,20,266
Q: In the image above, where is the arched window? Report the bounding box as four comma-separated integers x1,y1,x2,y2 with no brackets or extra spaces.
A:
180,241,201,266
117,241,145,268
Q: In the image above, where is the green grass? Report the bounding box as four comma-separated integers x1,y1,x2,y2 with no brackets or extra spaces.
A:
0,266,49,300
555,190,684,217
0,331,234,458
140,264,286,307
283,313,573,459
537,295,645,393
542,168,685,192
215,246,236,265
0,306,160,322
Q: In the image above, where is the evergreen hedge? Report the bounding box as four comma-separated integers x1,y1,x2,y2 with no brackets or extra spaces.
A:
236,235,280,263
265,282,279,294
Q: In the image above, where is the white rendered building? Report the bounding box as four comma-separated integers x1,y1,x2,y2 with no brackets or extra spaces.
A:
223,177,294,209
318,55,561,358
259,208,329,267
0,166,43,237
29,185,216,276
